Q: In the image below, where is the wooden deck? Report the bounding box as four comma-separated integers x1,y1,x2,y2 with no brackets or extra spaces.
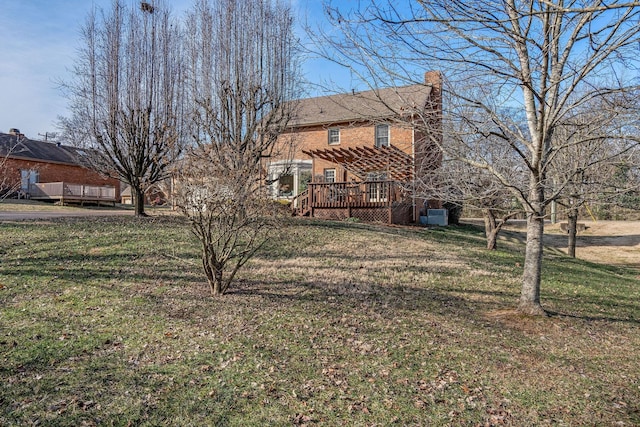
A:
308,181,401,207
292,181,412,223
29,182,117,204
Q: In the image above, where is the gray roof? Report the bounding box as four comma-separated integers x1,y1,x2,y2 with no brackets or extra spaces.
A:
0,133,89,166
290,83,433,127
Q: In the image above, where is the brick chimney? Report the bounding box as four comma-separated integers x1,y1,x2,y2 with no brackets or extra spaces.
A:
424,71,442,103
8,128,25,139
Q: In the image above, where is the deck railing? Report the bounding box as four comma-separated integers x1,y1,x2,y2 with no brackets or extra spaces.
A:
30,182,117,202
307,180,402,208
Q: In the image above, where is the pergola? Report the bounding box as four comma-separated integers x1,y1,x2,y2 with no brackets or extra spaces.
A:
302,145,414,181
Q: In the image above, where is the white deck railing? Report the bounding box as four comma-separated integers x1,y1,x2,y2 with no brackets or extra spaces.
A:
30,182,116,201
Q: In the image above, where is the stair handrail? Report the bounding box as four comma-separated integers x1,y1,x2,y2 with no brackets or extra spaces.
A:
291,188,310,214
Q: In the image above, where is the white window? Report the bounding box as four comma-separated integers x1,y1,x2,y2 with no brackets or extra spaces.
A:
375,124,389,147
267,160,312,201
328,128,340,145
366,171,388,202
324,168,336,183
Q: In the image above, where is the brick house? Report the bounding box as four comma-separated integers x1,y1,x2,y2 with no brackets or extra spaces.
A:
0,129,120,203
267,71,442,224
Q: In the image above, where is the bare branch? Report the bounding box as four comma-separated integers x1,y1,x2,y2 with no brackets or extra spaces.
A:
176,0,300,296
60,0,186,216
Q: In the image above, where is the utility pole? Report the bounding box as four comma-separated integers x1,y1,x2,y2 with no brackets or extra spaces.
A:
38,132,56,142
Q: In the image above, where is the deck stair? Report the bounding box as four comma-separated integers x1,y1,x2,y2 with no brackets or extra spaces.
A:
291,189,310,216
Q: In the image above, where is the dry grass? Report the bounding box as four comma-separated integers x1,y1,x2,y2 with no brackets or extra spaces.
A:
0,216,638,425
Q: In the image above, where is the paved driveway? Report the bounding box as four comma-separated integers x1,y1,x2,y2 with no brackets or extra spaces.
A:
0,209,134,220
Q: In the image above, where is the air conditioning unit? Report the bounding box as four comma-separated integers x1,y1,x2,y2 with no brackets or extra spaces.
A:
421,209,448,226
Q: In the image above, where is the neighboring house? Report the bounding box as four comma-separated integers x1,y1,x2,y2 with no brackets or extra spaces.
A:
120,182,170,206
0,129,120,203
267,71,442,224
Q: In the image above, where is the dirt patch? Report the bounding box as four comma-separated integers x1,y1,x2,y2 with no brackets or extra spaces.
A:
502,220,640,271
544,221,640,270
483,309,558,335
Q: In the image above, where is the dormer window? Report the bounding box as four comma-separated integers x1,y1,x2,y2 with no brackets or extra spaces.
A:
375,124,389,147
328,128,340,145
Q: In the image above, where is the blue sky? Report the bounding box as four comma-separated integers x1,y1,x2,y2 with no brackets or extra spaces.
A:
0,0,354,140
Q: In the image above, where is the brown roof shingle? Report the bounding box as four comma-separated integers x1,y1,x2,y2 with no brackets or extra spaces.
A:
0,133,89,166
290,83,433,127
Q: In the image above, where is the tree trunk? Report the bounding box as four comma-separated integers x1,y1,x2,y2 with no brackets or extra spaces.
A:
483,209,499,250
201,244,221,296
213,267,224,296
567,207,578,258
518,184,547,316
133,186,147,217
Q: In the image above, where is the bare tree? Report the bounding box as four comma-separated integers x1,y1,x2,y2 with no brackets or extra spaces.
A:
549,93,640,257
175,0,299,295
314,0,640,315
606,153,640,213
419,106,525,250
0,132,24,200
174,146,287,295
60,0,185,216
427,160,522,250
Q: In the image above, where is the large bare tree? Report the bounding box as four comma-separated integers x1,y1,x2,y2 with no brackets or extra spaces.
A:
420,105,526,250
61,0,185,216
548,93,640,257
314,0,640,315
174,0,299,295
